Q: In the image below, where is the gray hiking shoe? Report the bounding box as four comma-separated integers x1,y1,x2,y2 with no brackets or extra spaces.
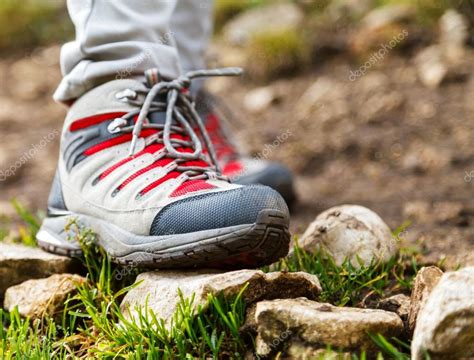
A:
37,68,290,269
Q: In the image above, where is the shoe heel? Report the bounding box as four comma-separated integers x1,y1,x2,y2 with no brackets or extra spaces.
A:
37,215,82,257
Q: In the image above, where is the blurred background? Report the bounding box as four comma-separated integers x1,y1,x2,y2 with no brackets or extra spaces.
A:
0,0,472,267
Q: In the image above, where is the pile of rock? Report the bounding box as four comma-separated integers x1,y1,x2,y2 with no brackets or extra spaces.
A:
253,298,403,358
2,205,473,358
0,243,78,301
120,269,323,326
0,242,84,318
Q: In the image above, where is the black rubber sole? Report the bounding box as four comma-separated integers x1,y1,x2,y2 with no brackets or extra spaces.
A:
116,210,290,269
37,209,290,269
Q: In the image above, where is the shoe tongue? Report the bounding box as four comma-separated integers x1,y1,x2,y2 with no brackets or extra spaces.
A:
147,110,167,125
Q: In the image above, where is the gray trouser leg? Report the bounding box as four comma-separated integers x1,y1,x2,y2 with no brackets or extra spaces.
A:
171,0,213,92
171,0,213,73
54,0,182,102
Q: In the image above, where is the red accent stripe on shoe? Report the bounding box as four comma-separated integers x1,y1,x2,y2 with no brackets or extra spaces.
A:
84,129,156,156
139,171,182,196
70,112,128,132
170,180,216,197
99,143,164,180
206,113,220,131
100,157,134,180
222,160,244,176
118,158,174,190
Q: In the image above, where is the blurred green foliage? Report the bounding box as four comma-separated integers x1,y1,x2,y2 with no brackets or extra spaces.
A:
213,0,269,31
0,0,72,53
246,27,310,80
0,0,471,54
298,0,332,14
376,0,473,24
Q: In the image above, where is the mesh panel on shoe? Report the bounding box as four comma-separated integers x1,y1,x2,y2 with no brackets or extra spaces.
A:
150,185,288,235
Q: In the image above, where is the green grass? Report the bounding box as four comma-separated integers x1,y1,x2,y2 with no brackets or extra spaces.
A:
1,222,251,359
267,239,420,307
0,199,42,246
0,309,67,358
0,203,430,358
10,199,41,247
369,334,413,360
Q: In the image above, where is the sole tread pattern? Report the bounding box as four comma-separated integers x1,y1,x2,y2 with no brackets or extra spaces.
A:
38,209,290,269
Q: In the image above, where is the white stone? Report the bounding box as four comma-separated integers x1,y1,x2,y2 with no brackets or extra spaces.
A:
4,274,86,319
414,46,448,89
299,205,398,266
408,266,443,334
0,243,74,299
243,86,277,114
439,9,469,62
255,298,403,356
412,267,474,359
121,269,322,326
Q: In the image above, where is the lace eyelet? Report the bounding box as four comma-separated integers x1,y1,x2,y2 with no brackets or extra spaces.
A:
115,89,137,102
107,118,128,133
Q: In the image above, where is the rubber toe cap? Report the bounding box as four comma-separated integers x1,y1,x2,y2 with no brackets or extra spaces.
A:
150,185,289,235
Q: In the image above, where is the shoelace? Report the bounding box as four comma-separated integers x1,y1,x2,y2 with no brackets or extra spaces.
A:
107,67,242,181
195,90,241,162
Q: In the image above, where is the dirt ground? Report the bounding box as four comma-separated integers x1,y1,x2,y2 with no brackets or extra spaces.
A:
0,45,472,268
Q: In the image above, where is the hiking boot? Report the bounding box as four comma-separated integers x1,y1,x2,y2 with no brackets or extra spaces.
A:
37,68,290,269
